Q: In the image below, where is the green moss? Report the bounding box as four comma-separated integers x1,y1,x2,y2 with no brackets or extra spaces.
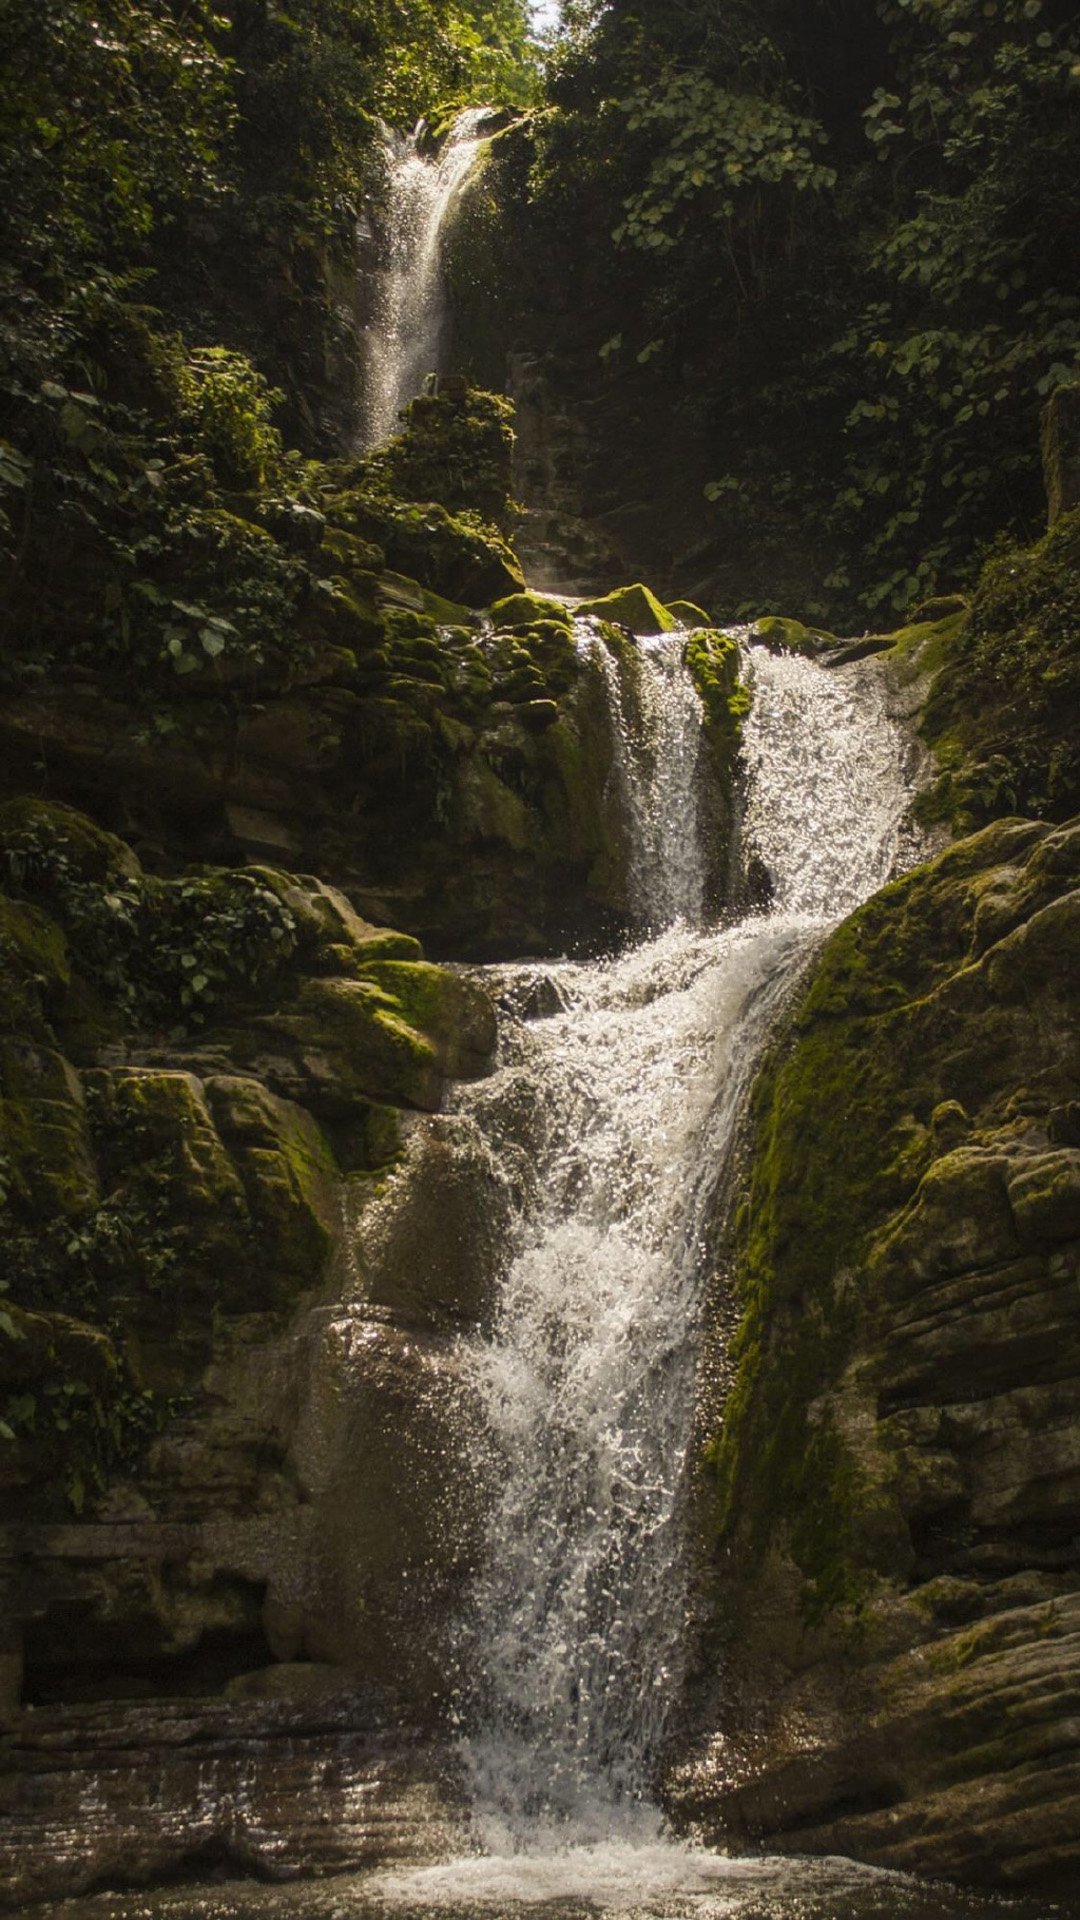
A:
918,509,1080,830
0,896,71,1039
665,598,715,628
326,1102,404,1174
751,615,837,655
0,1042,98,1220
207,1076,336,1278
491,591,573,630
268,964,493,1116
95,1068,248,1224
685,630,751,759
356,959,497,1080
705,823,1057,1619
456,756,533,851
358,387,517,533
319,526,386,575
0,1303,156,1519
0,799,141,888
574,582,676,634
377,570,474,626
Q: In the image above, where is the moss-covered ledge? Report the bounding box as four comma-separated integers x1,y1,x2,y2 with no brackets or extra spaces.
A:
672,813,1080,1895
0,796,496,1523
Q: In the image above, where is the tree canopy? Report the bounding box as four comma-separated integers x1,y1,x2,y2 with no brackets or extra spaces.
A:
528,0,1080,616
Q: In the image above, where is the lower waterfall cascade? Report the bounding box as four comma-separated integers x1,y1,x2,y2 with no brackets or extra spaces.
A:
15,635,1069,1920
350,634,1060,1918
449,635,917,1852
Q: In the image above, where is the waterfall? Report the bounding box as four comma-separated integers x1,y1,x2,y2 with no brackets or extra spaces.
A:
581,624,711,931
402,638,917,1869
362,633,932,1911
361,110,490,448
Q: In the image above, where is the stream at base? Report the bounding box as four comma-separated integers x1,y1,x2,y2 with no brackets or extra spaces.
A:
24,1849,1068,1919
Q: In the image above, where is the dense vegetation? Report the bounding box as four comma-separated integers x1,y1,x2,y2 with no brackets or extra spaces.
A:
0,0,1077,1513
515,0,1080,620
0,0,538,690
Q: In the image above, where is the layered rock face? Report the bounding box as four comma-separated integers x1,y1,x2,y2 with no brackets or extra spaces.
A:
673,815,1080,1896
0,793,504,1904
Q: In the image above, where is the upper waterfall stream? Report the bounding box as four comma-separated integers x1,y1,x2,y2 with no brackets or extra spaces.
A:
361,110,489,447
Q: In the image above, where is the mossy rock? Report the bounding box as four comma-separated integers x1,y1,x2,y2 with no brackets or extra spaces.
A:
377,570,474,627
490,591,573,631
206,1075,337,1277
0,896,71,1039
0,1304,117,1396
0,798,141,886
94,1068,248,1226
918,507,1080,830
666,598,715,629
706,814,1080,1623
685,630,751,756
0,1041,98,1220
331,492,524,607
751,615,838,656
319,526,386,576
358,386,516,532
309,573,385,649
573,582,677,634
249,868,423,969
251,963,495,1116
357,959,497,1082
0,1305,121,1506
455,756,533,853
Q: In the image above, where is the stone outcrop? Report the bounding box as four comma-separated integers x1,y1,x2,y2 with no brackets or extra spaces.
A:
0,797,500,1758
673,815,1080,1897
0,582,746,963
0,1693,465,1909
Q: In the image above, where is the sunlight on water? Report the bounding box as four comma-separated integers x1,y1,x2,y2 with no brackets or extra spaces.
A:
438,639,925,1859
361,111,490,447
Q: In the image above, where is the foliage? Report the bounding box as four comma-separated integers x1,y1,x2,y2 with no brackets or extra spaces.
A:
612,71,835,271
0,0,233,277
1,819,299,1034
359,387,518,530
528,0,1080,619
222,0,540,242
812,0,1080,614
919,506,1080,828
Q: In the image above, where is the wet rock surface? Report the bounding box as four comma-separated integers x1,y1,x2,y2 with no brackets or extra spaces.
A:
0,1692,466,1911
676,814,1080,1895
0,791,501,1886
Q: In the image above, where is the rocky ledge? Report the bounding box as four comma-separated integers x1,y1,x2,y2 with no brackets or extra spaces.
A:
673,814,1080,1897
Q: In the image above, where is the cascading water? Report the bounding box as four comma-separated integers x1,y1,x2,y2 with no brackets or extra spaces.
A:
36,639,1060,1920
361,110,490,448
367,634,931,1911
585,626,712,930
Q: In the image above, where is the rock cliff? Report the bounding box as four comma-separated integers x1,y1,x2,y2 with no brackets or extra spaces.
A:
672,534,1080,1896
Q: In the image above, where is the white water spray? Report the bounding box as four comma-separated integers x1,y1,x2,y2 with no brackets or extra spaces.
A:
414,637,922,1878
362,111,490,448
582,624,712,930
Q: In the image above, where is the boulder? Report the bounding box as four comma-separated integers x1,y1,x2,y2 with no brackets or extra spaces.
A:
573,581,676,634
678,814,1080,1894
